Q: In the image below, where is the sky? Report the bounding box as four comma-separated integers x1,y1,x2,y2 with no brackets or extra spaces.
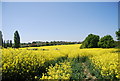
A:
0,2,2,30
2,2,118,43
1,0,120,2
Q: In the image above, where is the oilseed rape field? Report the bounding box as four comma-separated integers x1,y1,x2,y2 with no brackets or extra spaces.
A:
1,44,120,80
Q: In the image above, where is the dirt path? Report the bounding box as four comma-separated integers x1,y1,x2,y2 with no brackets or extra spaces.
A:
82,63,96,79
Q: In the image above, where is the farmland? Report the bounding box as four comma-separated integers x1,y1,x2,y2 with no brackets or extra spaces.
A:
1,44,120,80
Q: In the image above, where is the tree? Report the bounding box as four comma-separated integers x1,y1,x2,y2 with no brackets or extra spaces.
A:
3,40,6,48
80,34,99,49
6,40,9,47
46,41,49,46
115,28,120,41
98,35,115,48
0,31,3,47
10,40,12,47
14,30,20,48
115,28,120,48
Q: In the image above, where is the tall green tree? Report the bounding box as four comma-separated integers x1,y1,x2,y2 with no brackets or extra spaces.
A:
115,28,120,41
6,40,9,47
115,28,120,48
0,31,3,47
3,40,6,48
14,30,20,48
98,35,115,48
10,40,12,47
80,34,99,49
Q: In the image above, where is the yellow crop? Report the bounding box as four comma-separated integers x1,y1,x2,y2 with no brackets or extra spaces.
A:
41,61,72,79
1,44,119,80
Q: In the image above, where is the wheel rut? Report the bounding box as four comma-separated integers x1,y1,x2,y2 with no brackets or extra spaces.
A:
82,63,96,80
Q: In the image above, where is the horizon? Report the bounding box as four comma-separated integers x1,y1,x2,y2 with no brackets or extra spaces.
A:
1,2,118,43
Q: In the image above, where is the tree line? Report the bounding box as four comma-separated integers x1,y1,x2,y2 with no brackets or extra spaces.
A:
0,30,81,48
0,30,20,48
0,28,120,48
80,28,120,48
21,41,81,47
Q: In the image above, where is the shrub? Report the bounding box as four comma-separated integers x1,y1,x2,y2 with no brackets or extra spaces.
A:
98,35,115,48
80,34,99,49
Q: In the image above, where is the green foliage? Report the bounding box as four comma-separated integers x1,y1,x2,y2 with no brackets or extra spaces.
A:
115,28,120,41
80,34,99,49
3,40,12,48
71,57,85,79
98,35,115,48
114,41,120,48
3,40,6,48
6,40,10,47
0,31,3,47
10,40,12,47
14,30,20,48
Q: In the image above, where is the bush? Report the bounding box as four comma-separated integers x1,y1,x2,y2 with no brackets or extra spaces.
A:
114,41,120,48
80,34,99,49
98,35,115,48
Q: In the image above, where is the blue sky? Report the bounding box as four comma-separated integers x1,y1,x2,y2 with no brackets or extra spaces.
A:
0,2,2,30
1,0,120,2
2,2,118,43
